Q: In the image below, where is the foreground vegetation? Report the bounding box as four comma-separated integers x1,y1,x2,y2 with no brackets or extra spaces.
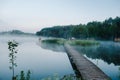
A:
36,17,120,40
42,39,99,46
15,70,81,80
41,74,82,80
8,40,19,80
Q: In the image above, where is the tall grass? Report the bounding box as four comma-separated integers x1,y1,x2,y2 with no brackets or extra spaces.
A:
42,39,65,45
16,71,82,80
42,39,99,46
68,40,99,46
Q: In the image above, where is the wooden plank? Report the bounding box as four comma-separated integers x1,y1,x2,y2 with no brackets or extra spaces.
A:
64,43,111,80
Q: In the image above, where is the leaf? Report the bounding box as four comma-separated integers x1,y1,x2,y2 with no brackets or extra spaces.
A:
13,62,17,65
9,66,12,70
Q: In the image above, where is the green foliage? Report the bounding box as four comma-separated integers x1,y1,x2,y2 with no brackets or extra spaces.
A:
36,25,73,39
20,71,25,80
42,39,99,46
16,70,31,80
36,17,120,40
16,71,81,80
8,40,18,79
42,39,66,45
71,24,88,38
68,40,99,46
26,70,31,80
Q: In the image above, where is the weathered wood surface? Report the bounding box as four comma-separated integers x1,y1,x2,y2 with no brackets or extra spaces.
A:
64,43,111,80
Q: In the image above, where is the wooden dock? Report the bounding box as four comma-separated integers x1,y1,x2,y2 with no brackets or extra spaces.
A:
64,43,111,80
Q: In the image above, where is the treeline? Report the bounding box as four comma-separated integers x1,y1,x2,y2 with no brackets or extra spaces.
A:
36,17,120,40
0,30,35,36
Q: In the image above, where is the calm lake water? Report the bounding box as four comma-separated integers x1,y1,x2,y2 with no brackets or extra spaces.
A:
0,35,74,80
1,35,120,80
33,39,120,80
73,41,120,80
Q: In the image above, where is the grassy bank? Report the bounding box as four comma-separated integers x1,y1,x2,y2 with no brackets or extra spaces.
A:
42,39,99,46
42,39,65,45
68,40,99,46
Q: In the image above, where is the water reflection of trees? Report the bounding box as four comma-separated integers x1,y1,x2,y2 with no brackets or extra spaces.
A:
73,42,120,65
38,41,120,65
37,42,65,52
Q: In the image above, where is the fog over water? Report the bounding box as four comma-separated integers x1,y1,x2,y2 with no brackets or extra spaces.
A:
0,35,74,80
73,41,120,80
0,35,120,80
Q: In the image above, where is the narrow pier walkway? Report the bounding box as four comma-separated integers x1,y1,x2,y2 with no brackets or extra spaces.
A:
64,43,110,80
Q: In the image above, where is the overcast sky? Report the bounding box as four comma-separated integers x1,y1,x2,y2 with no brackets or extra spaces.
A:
0,0,120,33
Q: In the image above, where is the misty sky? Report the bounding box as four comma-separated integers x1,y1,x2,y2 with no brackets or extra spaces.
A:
0,0,120,33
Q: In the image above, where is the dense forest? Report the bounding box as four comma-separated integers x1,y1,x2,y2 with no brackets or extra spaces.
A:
36,17,120,40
